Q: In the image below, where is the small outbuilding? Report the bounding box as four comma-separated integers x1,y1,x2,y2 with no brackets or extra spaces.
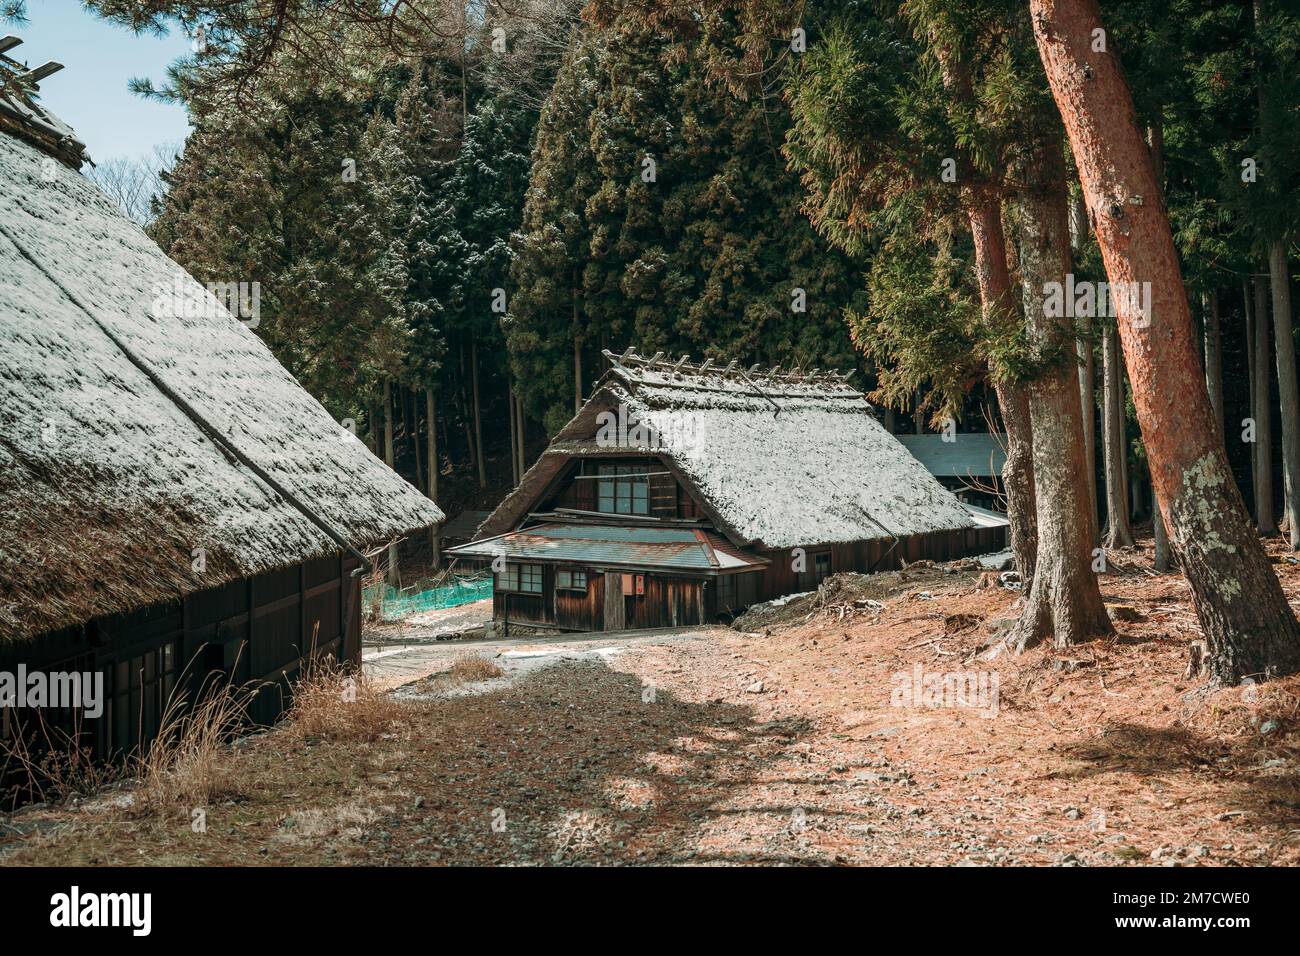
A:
448,351,1005,633
895,432,1008,510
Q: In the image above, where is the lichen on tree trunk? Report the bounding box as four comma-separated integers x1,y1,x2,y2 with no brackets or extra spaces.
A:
1030,0,1300,682
1006,137,1112,651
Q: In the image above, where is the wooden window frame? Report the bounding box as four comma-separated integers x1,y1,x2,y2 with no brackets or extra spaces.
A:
596,464,650,515
500,563,543,594
556,569,588,592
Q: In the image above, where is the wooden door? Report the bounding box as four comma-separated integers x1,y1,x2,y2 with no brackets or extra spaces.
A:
603,571,624,630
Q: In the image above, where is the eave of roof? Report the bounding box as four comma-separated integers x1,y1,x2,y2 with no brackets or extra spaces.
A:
446,523,767,574
0,125,443,642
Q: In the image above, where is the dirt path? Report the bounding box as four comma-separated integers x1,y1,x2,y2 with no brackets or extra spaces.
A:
3,543,1298,866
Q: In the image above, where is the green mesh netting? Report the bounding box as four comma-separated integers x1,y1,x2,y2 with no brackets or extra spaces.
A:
364,577,493,621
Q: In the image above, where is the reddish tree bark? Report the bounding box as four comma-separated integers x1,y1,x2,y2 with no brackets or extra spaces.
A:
1030,0,1300,682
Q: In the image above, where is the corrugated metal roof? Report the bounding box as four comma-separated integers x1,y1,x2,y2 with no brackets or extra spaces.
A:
896,433,1007,478
962,503,1011,528
446,523,766,573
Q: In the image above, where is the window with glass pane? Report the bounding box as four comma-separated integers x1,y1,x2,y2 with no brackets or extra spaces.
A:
814,551,832,582
556,569,588,591
596,464,649,515
519,564,542,593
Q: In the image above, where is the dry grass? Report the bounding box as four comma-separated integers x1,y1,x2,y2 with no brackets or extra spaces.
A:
285,661,409,743
0,716,117,809
130,676,250,819
449,653,504,684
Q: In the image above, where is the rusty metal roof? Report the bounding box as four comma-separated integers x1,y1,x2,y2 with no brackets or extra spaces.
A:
446,523,767,574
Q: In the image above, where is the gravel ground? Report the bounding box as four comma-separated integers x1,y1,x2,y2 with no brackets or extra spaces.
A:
3,544,1298,866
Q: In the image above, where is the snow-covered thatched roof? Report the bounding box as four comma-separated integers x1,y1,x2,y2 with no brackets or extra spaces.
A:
0,113,443,642
478,353,976,550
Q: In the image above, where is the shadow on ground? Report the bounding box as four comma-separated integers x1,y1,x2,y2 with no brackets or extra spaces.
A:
370,658,823,865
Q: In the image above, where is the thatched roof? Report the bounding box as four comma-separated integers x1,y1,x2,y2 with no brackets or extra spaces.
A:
478,352,976,550
0,108,443,642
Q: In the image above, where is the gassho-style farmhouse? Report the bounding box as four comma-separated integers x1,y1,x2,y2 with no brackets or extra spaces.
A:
0,46,442,757
447,351,1006,634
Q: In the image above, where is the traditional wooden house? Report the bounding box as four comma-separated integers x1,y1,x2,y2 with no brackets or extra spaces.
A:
448,351,1005,633
0,45,443,757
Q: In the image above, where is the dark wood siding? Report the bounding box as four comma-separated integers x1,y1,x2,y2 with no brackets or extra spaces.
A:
493,564,551,627
622,574,703,630
484,527,1006,634
753,526,1008,603
2,554,363,775
546,457,696,519
554,570,603,632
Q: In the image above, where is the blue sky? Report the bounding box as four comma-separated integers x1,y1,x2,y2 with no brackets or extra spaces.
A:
6,0,191,161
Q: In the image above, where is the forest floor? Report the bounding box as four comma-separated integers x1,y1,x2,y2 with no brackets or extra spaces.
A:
3,535,1299,866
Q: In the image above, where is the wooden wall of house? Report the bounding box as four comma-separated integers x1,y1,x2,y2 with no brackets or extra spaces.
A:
627,575,703,630
0,553,363,771
493,566,703,632
555,573,604,632
546,457,694,519
756,526,1007,603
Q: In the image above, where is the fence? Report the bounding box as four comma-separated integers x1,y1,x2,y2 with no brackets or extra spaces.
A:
363,576,493,622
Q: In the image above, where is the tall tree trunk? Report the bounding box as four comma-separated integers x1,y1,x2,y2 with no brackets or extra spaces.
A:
459,344,476,475
1007,139,1111,651
426,388,440,568
1152,483,1171,571
931,37,1038,581
508,383,519,486
913,391,924,433
1254,275,1276,533
1101,327,1134,546
967,195,1039,585
1071,188,1099,540
409,386,424,497
1204,291,1224,440
1245,281,1258,511
1031,0,1300,682
471,338,486,489
384,379,399,587
884,407,897,433
516,393,527,477
574,288,584,415
1269,241,1300,549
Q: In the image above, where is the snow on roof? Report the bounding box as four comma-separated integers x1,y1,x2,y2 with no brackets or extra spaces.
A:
479,353,977,550
0,123,442,641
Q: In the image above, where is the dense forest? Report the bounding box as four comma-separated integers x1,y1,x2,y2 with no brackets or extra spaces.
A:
71,0,1300,684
